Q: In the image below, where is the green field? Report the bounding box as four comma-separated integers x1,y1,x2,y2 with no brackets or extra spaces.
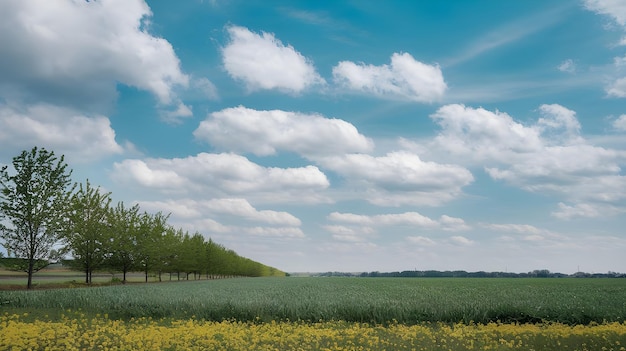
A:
1,277,624,325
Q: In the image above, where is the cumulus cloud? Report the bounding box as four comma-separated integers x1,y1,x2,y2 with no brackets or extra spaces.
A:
161,102,193,124
431,104,543,163
552,201,626,219
614,114,626,131
194,106,373,157
332,52,446,102
139,198,301,226
583,1,626,97
328,211,438,228
429,103,626,218
608,77,626,97
0,0,188,108
112,152,331,203
439,215,472,232
0,102,123,162
482,223,544,235
406,236,436,246
328,212,470,232
222,25,324,93
449,236,473,246
323,225,375,242
557,59,576,73
318,151,473,206
583,0,626,27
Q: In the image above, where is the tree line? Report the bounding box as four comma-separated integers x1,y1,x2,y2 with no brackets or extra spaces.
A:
0,147,284,289
316,270,625,278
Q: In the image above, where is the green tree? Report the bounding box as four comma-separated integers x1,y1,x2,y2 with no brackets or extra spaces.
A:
61,180,112,284
135,211,170,282
105,202,140,283
0,147,74,289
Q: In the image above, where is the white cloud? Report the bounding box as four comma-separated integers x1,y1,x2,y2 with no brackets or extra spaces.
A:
194,106,373,157
140,198,301,226
558,59,576,73
449,236,473,246
112,153,331,203
202,198,302,226
607,77,626,97
536,104,582,143
244,227,305,238
483,223,543,235
429,104,626,217
439,215,471,232
333,52,446,103
0,102,123,162
583,0,626,27
0,0,188,107
161,102,193,124
614,114,626,131
583,1,626,97
192,77,219,100
552,202,625,219
406,236,436,246
431,104,543,163
323,225,375,242
329,211,438,228
222,25,324,93
318,151,473,206
328,212,470,233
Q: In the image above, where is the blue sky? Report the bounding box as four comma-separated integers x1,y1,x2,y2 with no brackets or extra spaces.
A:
1,0,625,273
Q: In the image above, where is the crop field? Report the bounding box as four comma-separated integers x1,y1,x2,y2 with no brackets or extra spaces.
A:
1,277,626,350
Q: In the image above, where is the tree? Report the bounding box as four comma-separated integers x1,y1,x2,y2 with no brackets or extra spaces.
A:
105,202,140,283
135,211,169,282
61,180,112,284
0,147,74,289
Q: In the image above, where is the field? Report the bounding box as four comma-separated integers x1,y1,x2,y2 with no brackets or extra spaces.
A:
1,277,626,350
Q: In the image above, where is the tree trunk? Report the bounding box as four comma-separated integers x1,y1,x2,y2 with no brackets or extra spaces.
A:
27,258,34,290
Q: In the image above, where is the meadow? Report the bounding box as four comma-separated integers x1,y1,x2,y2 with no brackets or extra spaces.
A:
1,277,625,324
1,277,626,350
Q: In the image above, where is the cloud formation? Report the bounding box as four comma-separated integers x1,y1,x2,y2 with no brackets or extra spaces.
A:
194,106,373,157
583,0,626,97
222,25,325,93
0,103,122,162
430,103,626,218
318,151,473,206
112,153,331,203
0,0,188,107
333,53,446,103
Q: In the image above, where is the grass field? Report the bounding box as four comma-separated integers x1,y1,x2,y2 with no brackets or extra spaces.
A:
2,277,626,350
2,277,625,325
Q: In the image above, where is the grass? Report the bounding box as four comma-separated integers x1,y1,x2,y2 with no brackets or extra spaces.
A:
1,277,625,325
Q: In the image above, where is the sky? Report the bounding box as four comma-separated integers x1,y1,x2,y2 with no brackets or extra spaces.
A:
0,0,625,274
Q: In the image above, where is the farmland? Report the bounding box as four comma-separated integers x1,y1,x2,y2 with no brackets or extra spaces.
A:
1,277,626,350
2,277,626,325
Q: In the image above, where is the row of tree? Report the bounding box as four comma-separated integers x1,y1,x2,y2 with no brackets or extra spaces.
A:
316,270,625,278
0,147,284,289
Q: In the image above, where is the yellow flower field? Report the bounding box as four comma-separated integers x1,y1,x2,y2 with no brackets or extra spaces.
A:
1,313,625,351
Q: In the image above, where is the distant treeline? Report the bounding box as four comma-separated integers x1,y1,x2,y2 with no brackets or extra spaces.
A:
316,270,626,278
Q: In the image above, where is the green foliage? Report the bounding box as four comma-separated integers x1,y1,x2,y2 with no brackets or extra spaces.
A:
1,278,624,325
0,147,74,289
61,180,112,284
104,202,141,283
